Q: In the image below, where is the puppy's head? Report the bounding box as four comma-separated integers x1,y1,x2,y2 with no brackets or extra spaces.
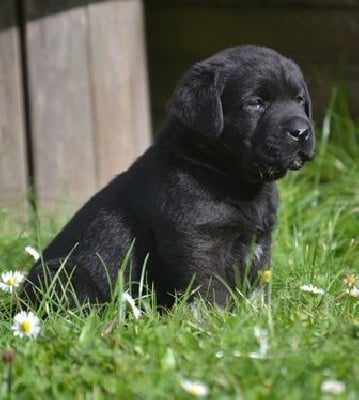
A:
167,45,315,182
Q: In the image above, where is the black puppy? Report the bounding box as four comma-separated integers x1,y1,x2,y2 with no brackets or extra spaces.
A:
22,45,315,308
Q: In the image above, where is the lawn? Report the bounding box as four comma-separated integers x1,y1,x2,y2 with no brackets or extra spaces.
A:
0,94,358,399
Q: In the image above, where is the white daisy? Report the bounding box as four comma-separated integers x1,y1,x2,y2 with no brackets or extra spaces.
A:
12,311,41,339
344,274,357,288
215,350,224,359
25,246,40,261
180,379,209,397
121,292,142,319
300,284,325,295
346,287,359,298
320,379,346,395
253,326,269,357
0,271,25,293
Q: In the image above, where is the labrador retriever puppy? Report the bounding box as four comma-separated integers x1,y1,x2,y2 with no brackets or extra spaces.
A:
21,45,315,308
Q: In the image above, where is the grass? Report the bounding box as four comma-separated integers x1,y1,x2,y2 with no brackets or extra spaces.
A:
0,93,358,399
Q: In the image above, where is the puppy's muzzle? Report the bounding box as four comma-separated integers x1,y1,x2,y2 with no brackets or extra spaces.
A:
284,116,315,170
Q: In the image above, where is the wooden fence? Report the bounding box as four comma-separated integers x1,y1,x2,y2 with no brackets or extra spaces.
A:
0,0,151,214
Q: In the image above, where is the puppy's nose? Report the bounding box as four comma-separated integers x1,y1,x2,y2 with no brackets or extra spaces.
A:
288,127,309,141
285,119,311,141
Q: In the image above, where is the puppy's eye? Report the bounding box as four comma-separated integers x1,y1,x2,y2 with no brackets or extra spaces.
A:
296,95,305,105
246,98,265,110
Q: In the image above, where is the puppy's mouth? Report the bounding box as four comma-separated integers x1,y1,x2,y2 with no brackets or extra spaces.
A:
287,150,315,171
254,151,311,181
287,158,304,171
253,164,288,181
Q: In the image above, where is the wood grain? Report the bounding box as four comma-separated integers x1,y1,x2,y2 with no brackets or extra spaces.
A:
87,0,151,188
25,0,151,213
0,0,28,209
25,1,97,213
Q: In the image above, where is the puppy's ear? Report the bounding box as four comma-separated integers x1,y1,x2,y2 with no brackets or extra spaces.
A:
167,63,226,137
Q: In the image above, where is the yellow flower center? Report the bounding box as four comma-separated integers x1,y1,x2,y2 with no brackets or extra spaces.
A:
345,275,356,287
5,277,15,286
260,270,272,283
189,387,201,396
20,320,32,333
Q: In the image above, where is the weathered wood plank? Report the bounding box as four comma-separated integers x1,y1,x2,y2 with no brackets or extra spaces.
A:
87,0,151,187
25,0,151,213
25,1,97,214
0,1,28,210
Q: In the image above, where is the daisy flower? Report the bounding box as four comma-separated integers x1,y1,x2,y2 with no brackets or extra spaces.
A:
300,284,325,295
180,379,209,397
12,311,41,339
344,274,359,288
0,271,25,293
121,292,142,319
253,326,269,357
346,287,359,298
215,350,224,359
320,379,346,395
25,246,40,261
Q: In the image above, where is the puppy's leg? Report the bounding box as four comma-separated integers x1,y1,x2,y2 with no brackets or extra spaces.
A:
248,236,272,304
21,260,102,310
155,258,232,308
194,276,232,308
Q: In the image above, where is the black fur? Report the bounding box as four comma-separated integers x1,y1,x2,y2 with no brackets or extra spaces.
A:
22,45,315,308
